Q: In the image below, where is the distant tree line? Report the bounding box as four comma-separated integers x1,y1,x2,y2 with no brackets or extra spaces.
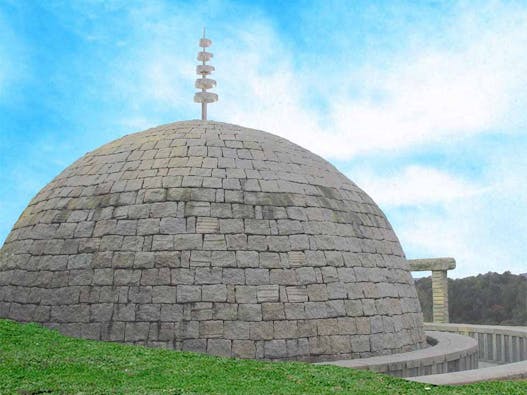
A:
414,271,527,325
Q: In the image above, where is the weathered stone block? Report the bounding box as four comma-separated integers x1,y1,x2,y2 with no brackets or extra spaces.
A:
274,321,298,339
264,339,287,358
249,321,274,340
177,286,201,303
245,269,269,285
238,303,262,321
207,339,231,357
152,286,177,303
200,320,223,338
262,303,285,320
232,340,255,358
136,304,160,321
256,285,279,303
224,321,250,339
202,284,227,302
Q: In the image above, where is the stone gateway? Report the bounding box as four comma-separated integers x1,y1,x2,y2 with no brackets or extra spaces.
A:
0,120,426,361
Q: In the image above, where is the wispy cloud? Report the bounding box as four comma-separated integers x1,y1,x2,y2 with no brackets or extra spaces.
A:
351,165,485,207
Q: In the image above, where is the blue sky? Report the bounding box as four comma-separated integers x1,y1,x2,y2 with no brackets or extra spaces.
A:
1,0,527,277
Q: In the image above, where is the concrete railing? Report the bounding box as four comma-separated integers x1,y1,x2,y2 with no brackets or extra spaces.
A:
409,323,527,385
319,330,478,378
424,322,527,364
408,258,456,324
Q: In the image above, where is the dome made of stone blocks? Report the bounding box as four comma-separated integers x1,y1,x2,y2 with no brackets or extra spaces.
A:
0,120,426,361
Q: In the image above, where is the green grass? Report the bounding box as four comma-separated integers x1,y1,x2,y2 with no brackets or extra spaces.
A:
0,319,526,394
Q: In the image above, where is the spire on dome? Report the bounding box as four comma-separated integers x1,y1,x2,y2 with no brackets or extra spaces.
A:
194,28,218,121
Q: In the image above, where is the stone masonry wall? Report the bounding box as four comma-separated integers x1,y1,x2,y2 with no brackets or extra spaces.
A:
0,120,426,361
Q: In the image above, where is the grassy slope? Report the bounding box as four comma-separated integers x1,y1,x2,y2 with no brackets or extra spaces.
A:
0,319,526,394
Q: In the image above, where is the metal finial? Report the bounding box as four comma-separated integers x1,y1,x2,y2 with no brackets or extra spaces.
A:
193,28,218,120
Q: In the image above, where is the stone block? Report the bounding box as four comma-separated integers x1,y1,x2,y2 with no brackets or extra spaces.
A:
259,253,281,269
224,321,250,339
207,339,232,357
284,303,305,320
160,218,185,234
196,217,220,233
154,252,181,268
266,236,290,252
212,303,237,320
245,269,269,285
202,284,228,302
297,320,317,337
307,284,328,301
219,219,244,234
351,335,370,353
285,286,307,303
171,269,194,284
152,286,177,303
238,304,262,321
274,321,298,339
203,234,226,250
152,235,174,251
112,252,135,268
247,236,267,251
69,270,93,286
256,285,279,302
174,234,202,250
235,286,257,303
160,304,183,321
211,251,236,267
361,299,376,316
262,303,285,320
264,340,287,359
309,336,332,355
114,269,141,285
185,202,210,216
232,340,255,358
136,304,160,321
144,189,166,203
269,269,297,285
222,268,245,285
51,304,90,323
177,286,201,302
181,339,207,353
249,321,274,340
226,234,247,250
295,267,316,285
128,286,153,303
245,219,270,235
195,268,222,284
200,320,223,338
317,318,339,335
236,251,258,268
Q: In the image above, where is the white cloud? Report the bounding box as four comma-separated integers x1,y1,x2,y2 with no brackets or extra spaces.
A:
81,2,527,162
351,165,485,207
384,156,527,277
321,10,527,157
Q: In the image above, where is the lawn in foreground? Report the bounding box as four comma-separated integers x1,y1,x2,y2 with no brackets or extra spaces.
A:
0,319,526,394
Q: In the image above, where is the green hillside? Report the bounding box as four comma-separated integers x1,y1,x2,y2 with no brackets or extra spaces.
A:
0,319,526,394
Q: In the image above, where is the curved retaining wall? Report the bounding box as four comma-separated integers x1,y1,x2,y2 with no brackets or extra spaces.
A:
409,323,527,385
319,330,478,377
424,323,527,364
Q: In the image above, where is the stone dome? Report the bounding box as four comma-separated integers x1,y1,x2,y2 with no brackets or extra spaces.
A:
0,120,425,361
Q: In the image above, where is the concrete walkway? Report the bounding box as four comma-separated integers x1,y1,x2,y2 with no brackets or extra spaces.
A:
408,360,527,385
